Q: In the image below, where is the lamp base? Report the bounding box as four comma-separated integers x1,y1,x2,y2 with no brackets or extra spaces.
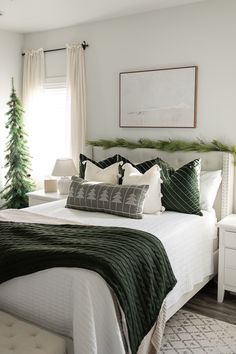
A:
58,177,71,195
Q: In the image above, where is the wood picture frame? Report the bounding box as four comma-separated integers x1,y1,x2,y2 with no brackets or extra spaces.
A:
119,66,197,128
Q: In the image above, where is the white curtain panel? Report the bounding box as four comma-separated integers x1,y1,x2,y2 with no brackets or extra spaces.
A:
22,48,45,186
22,48,44,103
66,44,86,169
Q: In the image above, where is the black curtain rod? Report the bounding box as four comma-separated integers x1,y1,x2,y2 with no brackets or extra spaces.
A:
22,40,89,56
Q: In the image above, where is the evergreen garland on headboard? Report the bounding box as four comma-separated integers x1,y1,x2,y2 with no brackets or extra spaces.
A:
88,138,236,161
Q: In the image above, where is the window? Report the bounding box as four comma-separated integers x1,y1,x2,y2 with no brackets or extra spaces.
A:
28,78,70,185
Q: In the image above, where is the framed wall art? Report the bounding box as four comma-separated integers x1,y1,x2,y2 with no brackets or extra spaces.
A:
119,66,197,128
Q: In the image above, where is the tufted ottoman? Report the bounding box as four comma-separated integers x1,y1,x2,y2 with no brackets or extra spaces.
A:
0,311,66,354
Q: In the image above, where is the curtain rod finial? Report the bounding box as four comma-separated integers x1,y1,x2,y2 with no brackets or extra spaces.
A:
81,41,89,50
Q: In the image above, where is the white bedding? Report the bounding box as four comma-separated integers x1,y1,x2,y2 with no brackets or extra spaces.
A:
0,201,217,354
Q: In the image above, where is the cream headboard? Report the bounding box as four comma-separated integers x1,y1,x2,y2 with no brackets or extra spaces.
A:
87,146,234,220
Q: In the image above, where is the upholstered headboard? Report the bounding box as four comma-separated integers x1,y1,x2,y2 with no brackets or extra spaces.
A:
87,146,234,220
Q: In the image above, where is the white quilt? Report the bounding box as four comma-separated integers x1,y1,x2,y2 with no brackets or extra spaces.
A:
0,202,217,354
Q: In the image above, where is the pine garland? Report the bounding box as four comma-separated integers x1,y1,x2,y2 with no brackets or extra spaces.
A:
0,78,35,209
88,138,236,159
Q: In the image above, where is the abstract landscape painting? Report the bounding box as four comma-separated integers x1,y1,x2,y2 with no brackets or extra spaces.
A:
120,66,197,128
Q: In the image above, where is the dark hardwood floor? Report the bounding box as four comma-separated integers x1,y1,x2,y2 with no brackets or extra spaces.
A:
183,280,236,325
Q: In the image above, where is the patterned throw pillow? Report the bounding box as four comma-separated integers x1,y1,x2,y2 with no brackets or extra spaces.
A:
66,177,149,219
79,154,119,179
117,155,202,215
162,159,202,216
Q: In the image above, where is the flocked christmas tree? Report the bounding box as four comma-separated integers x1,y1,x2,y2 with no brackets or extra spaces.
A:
0,78,34,209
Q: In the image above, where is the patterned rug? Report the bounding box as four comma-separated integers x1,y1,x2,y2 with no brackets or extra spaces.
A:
160,310,236,353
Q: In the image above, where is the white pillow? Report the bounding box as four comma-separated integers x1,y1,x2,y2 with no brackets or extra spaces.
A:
122,163,163,214
200,170,222,211
84,161,121,184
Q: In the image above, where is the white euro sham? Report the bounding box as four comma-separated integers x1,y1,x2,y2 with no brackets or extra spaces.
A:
84,161,120,184
122,163,163,214
200,170,222,211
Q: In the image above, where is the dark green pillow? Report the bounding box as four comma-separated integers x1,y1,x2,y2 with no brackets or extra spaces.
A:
118,155,202,215
79,154,119,179
162,159,202,216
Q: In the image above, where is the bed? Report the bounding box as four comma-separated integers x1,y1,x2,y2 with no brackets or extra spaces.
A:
0,148,234,354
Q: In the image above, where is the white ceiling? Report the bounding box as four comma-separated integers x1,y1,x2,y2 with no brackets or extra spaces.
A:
0,0,206,34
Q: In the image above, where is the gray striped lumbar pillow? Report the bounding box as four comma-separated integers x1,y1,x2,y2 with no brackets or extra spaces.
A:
66,178,149,219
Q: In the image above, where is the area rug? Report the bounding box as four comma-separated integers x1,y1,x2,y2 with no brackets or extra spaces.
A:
160,310,236,353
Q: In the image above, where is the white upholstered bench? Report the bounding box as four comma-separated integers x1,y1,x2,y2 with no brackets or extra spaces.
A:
0,311,66,354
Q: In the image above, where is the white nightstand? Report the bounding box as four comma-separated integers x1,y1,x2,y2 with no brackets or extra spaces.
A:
217,214,236,302
27,190,67,207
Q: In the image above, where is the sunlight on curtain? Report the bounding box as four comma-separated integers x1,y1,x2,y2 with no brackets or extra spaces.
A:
23,48,45,187
23,45,87,187
23,49,70,187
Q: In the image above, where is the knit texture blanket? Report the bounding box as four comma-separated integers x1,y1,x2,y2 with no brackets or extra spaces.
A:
0,221,176,354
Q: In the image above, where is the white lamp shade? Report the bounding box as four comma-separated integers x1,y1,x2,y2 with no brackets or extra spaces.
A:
52,158,78,177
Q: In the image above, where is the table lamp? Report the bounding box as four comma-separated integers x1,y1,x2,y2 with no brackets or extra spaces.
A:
52,158,78,195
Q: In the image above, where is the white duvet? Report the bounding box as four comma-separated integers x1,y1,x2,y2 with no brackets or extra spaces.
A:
0,201,217,354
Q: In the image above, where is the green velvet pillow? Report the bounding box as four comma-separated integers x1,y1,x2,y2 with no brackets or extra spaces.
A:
162,159,202,216
108,154,202,215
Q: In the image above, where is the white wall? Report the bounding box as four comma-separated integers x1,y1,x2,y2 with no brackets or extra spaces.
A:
23,0,236,145
0,29,23,191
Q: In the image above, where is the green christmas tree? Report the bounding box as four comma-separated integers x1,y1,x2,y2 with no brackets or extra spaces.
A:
0,78,34,209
